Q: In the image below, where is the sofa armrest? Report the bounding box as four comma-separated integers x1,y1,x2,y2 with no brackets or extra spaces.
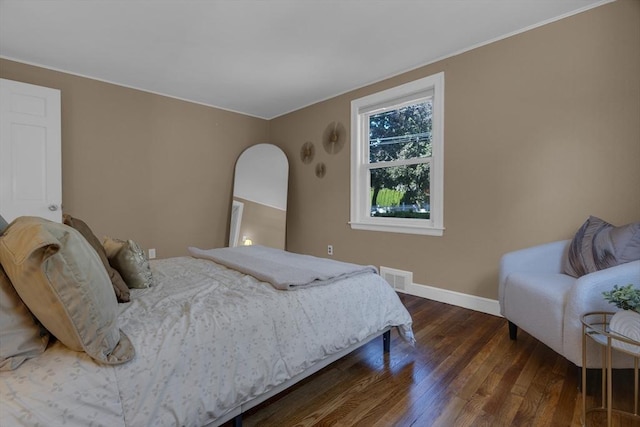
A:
565,260,640,320
562,260,640,365
498,240,570,312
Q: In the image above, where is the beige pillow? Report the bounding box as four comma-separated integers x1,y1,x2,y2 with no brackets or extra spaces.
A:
103,237,153,289
0,264,49,371
0,217,134,365
63,214,130,303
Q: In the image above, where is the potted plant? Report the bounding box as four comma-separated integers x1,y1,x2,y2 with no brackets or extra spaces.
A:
603,284,640,312
603,284,640,354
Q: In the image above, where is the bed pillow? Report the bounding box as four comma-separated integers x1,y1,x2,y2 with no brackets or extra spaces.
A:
103,237,153,289
0,264,49,371
0,213,8,235
63,214,130,303
564,216,640,278
0,216,134,365
0,215,9,235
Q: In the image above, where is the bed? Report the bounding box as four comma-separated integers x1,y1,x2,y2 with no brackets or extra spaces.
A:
0,217,414,427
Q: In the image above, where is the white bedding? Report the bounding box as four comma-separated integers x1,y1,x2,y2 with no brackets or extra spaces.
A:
0,256,414,427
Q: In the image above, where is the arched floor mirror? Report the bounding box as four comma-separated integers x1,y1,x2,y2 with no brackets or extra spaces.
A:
230,144,288,249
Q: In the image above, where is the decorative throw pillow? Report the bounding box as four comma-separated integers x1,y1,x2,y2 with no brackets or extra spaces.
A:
0,216,135,365
564,216,640,278
0,265,49,371
0,213,8,235
103,237,154,289
63,214,130,303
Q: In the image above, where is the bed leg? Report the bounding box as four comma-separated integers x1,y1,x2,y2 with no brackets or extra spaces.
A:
232,414,242,427
383,330,391,353
508,321,518,340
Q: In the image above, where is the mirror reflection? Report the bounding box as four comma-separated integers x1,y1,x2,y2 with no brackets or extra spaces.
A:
230,144,288,249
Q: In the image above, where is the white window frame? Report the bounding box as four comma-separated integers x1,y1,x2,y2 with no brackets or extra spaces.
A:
350,72,444,236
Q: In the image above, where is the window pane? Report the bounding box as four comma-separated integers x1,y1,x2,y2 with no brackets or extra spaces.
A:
370,163,430,219
369,100,432,164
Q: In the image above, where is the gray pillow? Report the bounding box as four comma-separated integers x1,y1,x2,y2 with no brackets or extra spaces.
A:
564,216,640,277
103,237,154,289
0,216,134,365
0,265,49,371
0,213,8,235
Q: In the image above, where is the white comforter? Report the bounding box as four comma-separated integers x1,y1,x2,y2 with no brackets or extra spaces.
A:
0,256,414,427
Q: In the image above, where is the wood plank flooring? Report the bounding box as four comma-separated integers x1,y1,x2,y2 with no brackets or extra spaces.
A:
231,294,638,427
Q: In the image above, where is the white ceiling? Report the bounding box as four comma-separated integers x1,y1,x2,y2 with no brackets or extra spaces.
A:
0,0,611,119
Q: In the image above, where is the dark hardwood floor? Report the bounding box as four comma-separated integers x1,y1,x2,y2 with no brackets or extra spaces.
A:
234,294,638,427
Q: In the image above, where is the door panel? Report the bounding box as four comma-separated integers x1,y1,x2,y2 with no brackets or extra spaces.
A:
0,78,61,223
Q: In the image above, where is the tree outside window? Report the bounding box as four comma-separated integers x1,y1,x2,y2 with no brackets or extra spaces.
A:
350,72,444,236
369,100,432,219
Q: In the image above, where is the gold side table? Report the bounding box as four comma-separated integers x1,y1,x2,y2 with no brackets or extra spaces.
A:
581,311,640,427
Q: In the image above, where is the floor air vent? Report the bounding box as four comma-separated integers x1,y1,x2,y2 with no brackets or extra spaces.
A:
379,267,413,291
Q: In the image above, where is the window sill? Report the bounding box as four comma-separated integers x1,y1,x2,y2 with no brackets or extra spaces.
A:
349,221,444,236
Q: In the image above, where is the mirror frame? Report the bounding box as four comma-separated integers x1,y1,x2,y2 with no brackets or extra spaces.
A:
230,144,288,249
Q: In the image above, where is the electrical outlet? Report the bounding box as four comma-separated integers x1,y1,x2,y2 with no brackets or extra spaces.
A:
327,245,333,256
148,248,156,259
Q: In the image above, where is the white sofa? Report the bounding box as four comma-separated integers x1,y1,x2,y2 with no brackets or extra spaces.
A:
499,240,640,368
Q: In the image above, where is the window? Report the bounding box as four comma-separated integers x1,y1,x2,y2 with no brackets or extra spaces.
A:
350,72,444,236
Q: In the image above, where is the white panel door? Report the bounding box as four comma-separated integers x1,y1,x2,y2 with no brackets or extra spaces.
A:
0,78,61,223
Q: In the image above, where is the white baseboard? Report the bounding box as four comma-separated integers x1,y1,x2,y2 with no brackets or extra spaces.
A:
397,282,502,317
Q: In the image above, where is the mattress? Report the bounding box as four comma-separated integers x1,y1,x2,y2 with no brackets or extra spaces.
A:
0,256,414,427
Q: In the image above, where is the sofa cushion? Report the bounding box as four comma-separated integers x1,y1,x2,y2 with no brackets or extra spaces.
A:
564,216,640,278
